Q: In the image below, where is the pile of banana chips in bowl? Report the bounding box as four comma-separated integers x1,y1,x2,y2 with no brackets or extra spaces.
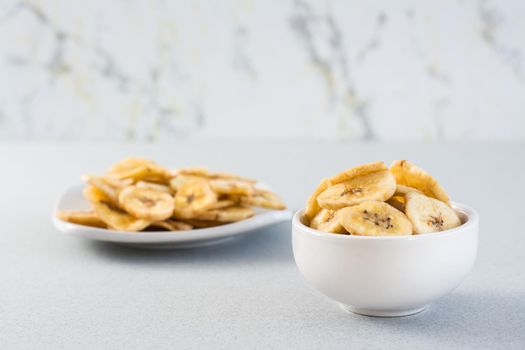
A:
56,157,286,232
302,160,462,236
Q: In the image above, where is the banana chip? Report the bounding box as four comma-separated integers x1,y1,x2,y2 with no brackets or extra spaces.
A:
107,157,156,175
310,209,346,234
394,184,422,196
169,175,205,191
119,186,175,221
303,178,331,225
209,179,254,196
174,179,218,212
180,219,224,228
209,199,237,210
317,170,396,210
405,191,460,234
82,175,131,204
107,157,171,183
149,220,193,231
329,161,388,185
56,210,106,228
208,172,257,183
339,201,413,236
174,167,256,183
197,206,254,222
390,160,450,205
241,189,286,210
136,181,172,194
83,186,151,231
173,167,210,177
386,195,406,212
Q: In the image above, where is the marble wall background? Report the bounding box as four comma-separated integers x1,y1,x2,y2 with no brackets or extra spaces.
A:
0,0,523,142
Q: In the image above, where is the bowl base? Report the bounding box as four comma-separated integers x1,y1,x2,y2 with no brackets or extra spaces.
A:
340,304,427,317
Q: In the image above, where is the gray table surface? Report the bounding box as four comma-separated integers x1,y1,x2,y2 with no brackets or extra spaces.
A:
1,141,524,350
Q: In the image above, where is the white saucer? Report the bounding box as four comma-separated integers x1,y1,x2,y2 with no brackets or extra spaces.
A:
53,184,292,249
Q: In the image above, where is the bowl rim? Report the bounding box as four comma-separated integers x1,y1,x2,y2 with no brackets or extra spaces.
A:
293,201,478,241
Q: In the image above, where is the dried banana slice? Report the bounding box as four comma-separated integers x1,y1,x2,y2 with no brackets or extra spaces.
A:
169,175,205,191
394,184,422,196
180,219,223,228
209,179,255,196
83,186,151,231
118,185,175,221
339,201,413,236
208,172,257,183
136,181,172,194
328,161,388,185
198,206,254,222
107,157,156,174
149,220,193,231
404,192,461,234
115,164,171,183
107,157,171,183
175,206,254,222
309,209,346,234
173,167,210,177
172,208,201,220
390,160,450,205
174,179,217,212
386,196,406,212
82,175,131,204
385,185,422,213
303,178,331,224
303,162,386,224
241,189,286,210
56,210,106,228
209,199,237,210
317,170,396,210
173,167,257,183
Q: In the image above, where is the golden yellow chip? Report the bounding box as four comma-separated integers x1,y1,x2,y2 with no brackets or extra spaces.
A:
390,160,450,205
180,219,224,228
169,175,205,191
149,220,193,231
339,201,413,236
386,195,406,212
172,167,210,177
328,161,387,185
309,209,346,234
106,157,171,183
118,186,175,221
207,171,257,183
136,181,172,194
81,175,131,204
83,186,151,231
56,210,106,228
209,179,254,196
197,206,255,222
107,157,156,174
174,179,217,212
303,178,331,224
242,189,286,210
317,171,396,210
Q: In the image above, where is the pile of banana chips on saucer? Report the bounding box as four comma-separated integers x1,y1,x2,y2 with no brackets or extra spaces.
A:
56,157,286,232
302,160,461,236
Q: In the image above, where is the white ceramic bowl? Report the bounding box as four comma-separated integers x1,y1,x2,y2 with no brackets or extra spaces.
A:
292,203,478,317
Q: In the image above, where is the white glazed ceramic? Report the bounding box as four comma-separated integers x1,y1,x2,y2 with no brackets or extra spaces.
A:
292,203,478,317
53,184,292,249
